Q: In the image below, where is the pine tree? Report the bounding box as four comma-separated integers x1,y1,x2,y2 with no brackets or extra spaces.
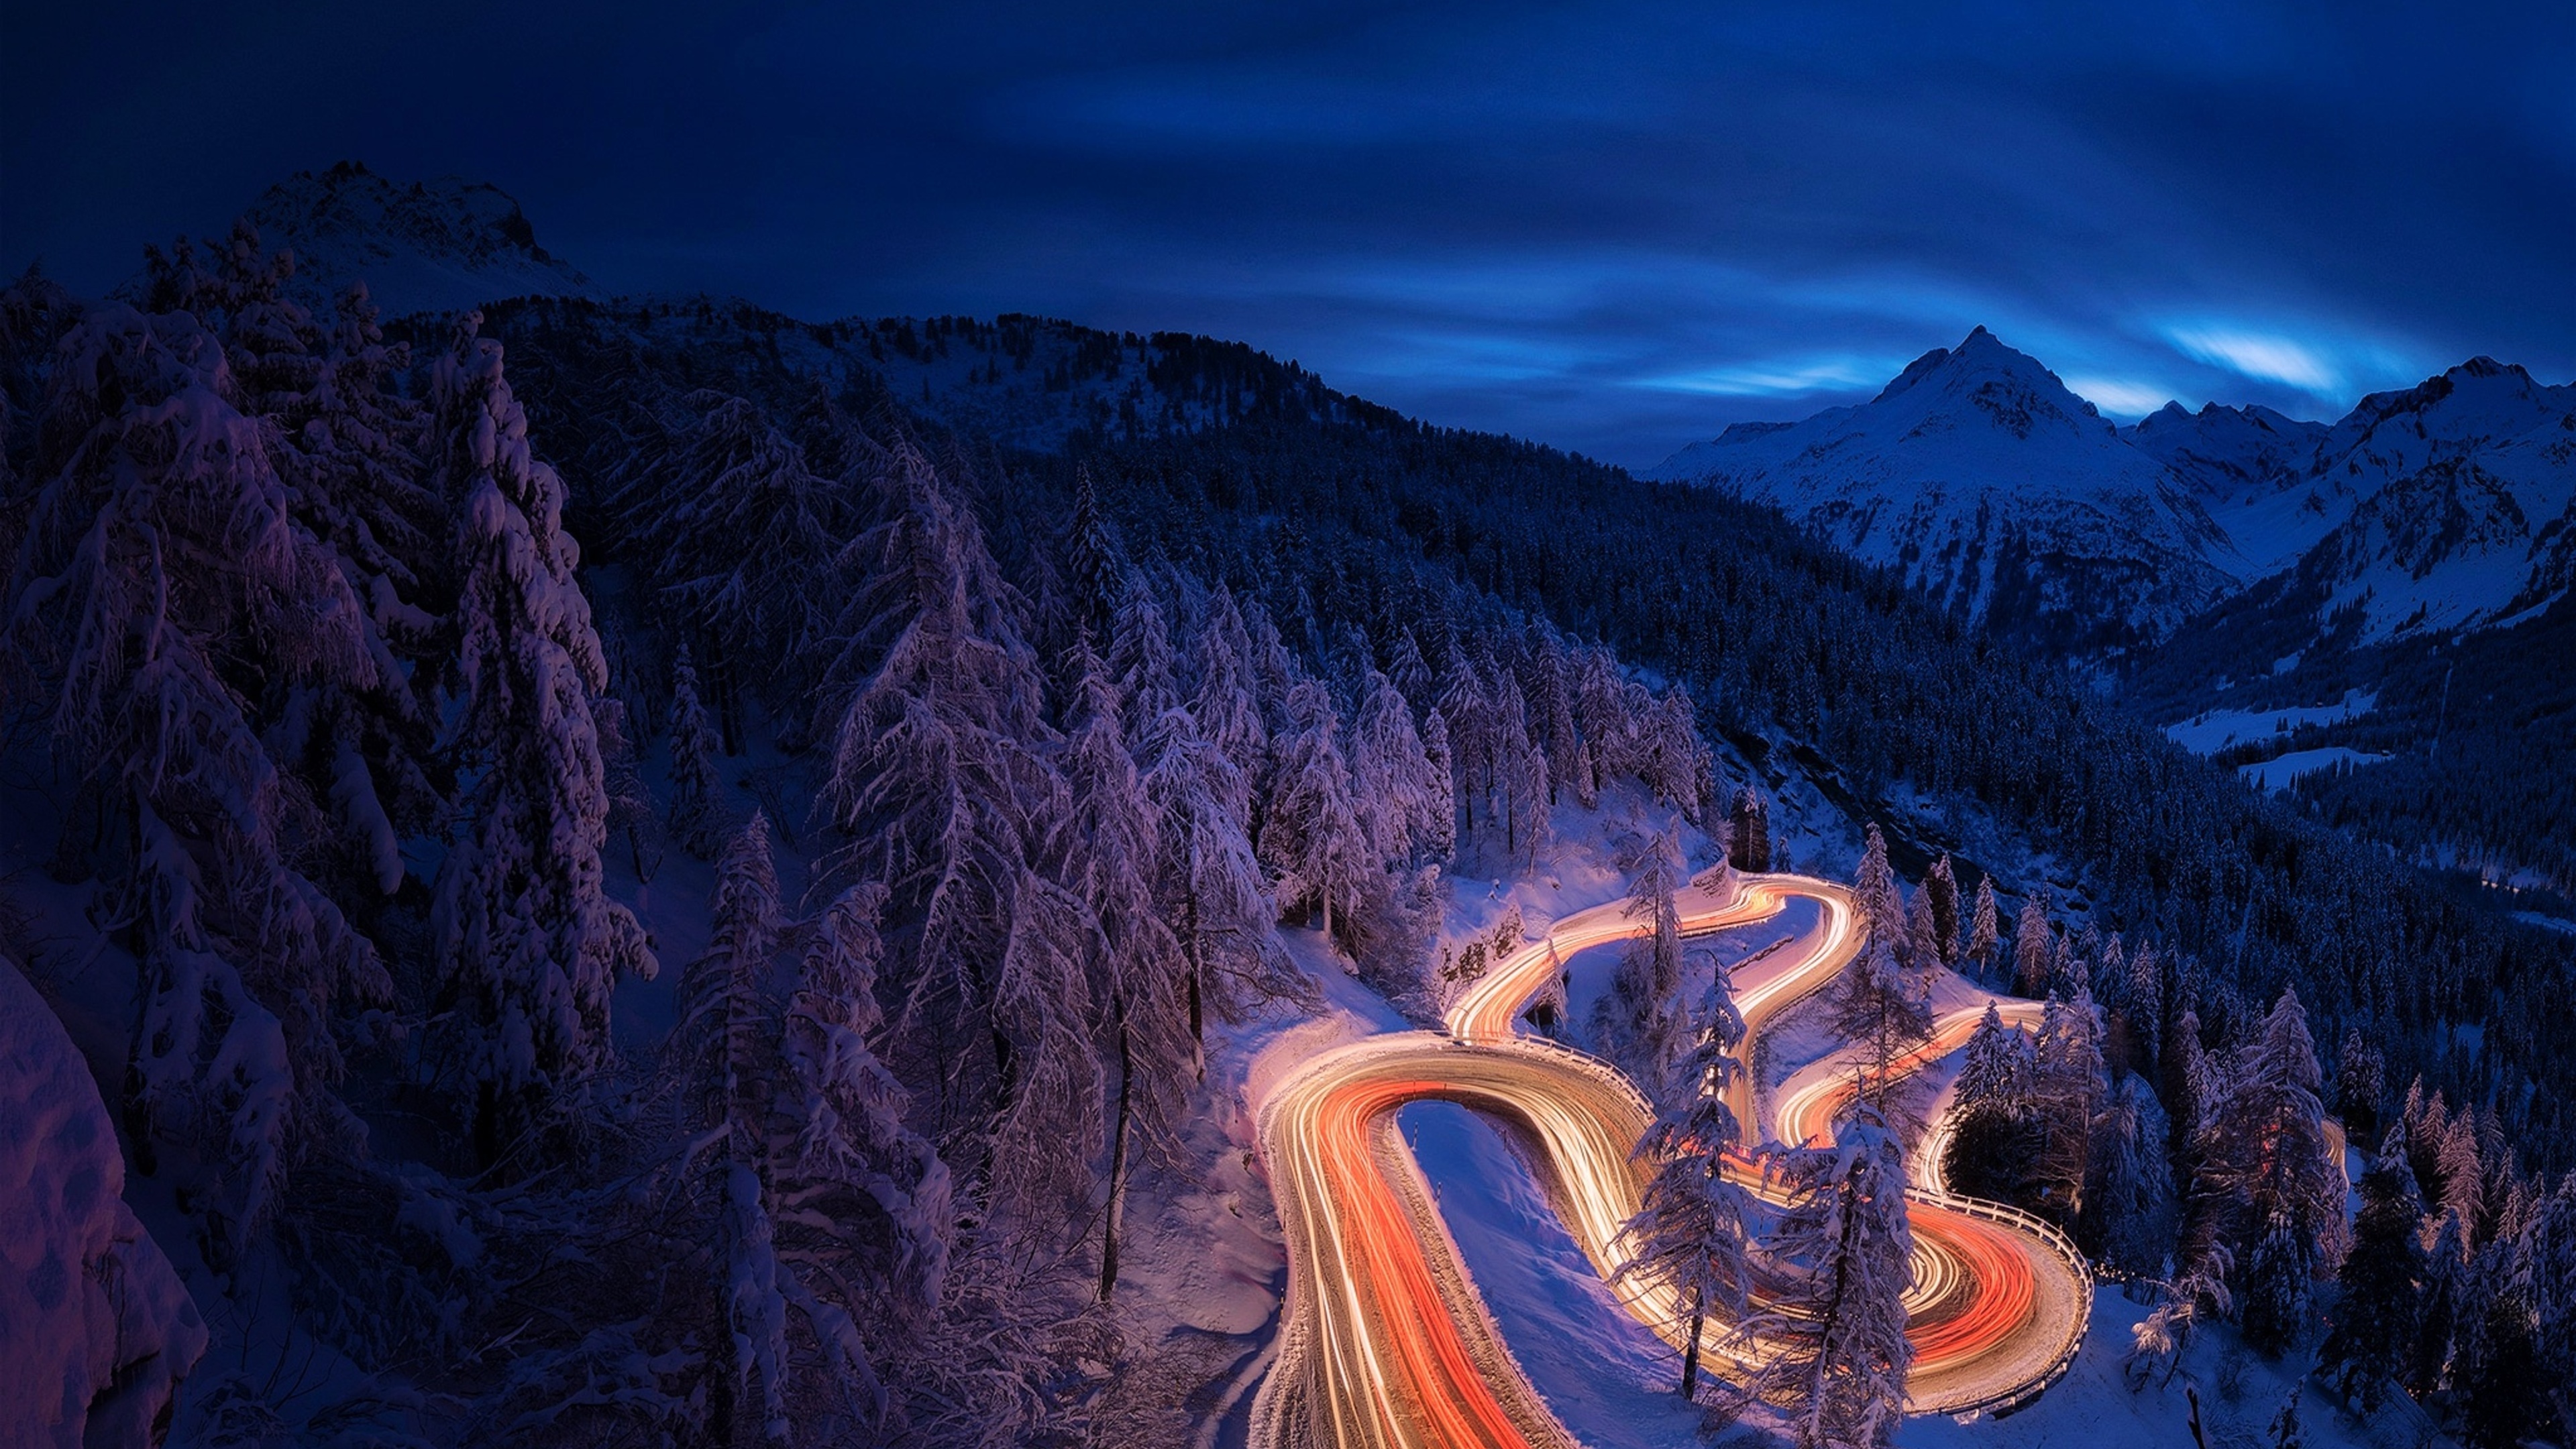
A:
1966,877,2000,982
1417,706,1458,863
1138,706,1301,1058
1945,1006,2045,1210
777,881,951,1426
1350,669,1441,868
2011,889,2055,999
822,441,1095,1227
1758,1105,1915,1449
2320,1122,2423,1412
2333,1028,2385,1142
431,320,656,1167
2201,989,2346,1357
2438,1112,2487,1243
2266,1387,2304,1449
1108,572,1181,734
1258,680,1372,953
1729,787,1772,873
668,641,729,854
1053,643,1191,1299
2083,1073,2178,1280
1617,983,1754,1403
608,389,847,702
2412,1208,2467,1395
1922,855,1961,969
1603,826,1690,1087
2031,987,2105,1222
2459,1289,2546,1449
1900,888,1942,977
1832,828,1933,1126
2124,942,2163,1077
672,812,789,1443
1190,584,1269,786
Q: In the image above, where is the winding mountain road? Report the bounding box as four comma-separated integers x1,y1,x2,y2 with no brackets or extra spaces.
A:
1248,870,2092,1449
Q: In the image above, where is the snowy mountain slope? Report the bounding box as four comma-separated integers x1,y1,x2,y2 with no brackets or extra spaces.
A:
1647,327,2243,649
2124,400,2337,576
211,161,603,315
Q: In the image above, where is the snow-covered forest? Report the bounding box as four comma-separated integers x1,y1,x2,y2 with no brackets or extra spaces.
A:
3,213,2573,1448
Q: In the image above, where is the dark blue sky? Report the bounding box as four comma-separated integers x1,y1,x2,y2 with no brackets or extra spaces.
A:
7,1,2571,465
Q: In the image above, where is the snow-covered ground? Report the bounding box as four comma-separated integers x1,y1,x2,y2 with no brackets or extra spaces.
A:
2163,690,2377,755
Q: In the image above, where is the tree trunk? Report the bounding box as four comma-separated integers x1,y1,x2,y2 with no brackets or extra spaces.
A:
1099,1008,1133,1301
1682,1285,1705,1400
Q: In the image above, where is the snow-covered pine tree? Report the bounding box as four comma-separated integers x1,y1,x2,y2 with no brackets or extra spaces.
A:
819,443,1081,1217
1758,1103,1915,1449
1053,643,1190,1299
7,299,390,1255
1139,706,1305,1057
671,811,790,1444
1190,584,1270,787
1419,707,1459,863
2200,987,2345,1356
1602,825,1690,1088
1064,466,1122,635
2031,987,2105,1222
1966,876,2000,983
609,390,845,704
431,319,656,1167
668,641,729,854
2123,942,2163,1078
1922,856,1961,970
1497,687,1553,871
2320,1120,2423,1411
1259,680,1373,954
2412,1208,2467,1393
1900,888,1941,977
1528,631,1585,808
2438,1112,2486,1242
1832,828,1933,1128
1440,639,1492,830
2011,888,2055,999
1351,669,1440,868
2083,1073,2177,1281
2333,1028,2385,1142
1944,1006,2043,1208
1640,691,1709,821
777,880,952,1430
1387,627,1435,718
1108,571,1181,735
1616,981,1754,1403
1729,787,1772,873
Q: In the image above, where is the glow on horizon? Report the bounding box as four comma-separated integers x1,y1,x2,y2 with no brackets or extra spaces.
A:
1638,354,1903,397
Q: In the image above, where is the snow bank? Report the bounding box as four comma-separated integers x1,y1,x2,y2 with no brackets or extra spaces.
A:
0,957,207,1448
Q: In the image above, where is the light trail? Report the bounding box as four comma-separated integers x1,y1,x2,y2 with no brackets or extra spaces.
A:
1250,871,2093,1448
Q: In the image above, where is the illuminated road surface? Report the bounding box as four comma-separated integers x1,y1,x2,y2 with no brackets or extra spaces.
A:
1250,871,2092,1448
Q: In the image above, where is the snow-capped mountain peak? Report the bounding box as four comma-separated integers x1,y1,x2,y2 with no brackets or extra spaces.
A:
1648,327,2233,650
223,161,602,316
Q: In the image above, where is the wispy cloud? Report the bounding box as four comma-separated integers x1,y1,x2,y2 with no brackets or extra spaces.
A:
1637,355,1898,397
2161,325,2345,394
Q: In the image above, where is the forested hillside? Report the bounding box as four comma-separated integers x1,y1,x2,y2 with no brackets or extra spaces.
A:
3,221,2571,1446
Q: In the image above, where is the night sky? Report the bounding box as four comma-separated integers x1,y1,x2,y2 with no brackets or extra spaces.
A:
7,1,2571,466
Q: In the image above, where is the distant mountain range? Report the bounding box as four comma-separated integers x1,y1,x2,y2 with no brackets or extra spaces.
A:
1647,329,2576,667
